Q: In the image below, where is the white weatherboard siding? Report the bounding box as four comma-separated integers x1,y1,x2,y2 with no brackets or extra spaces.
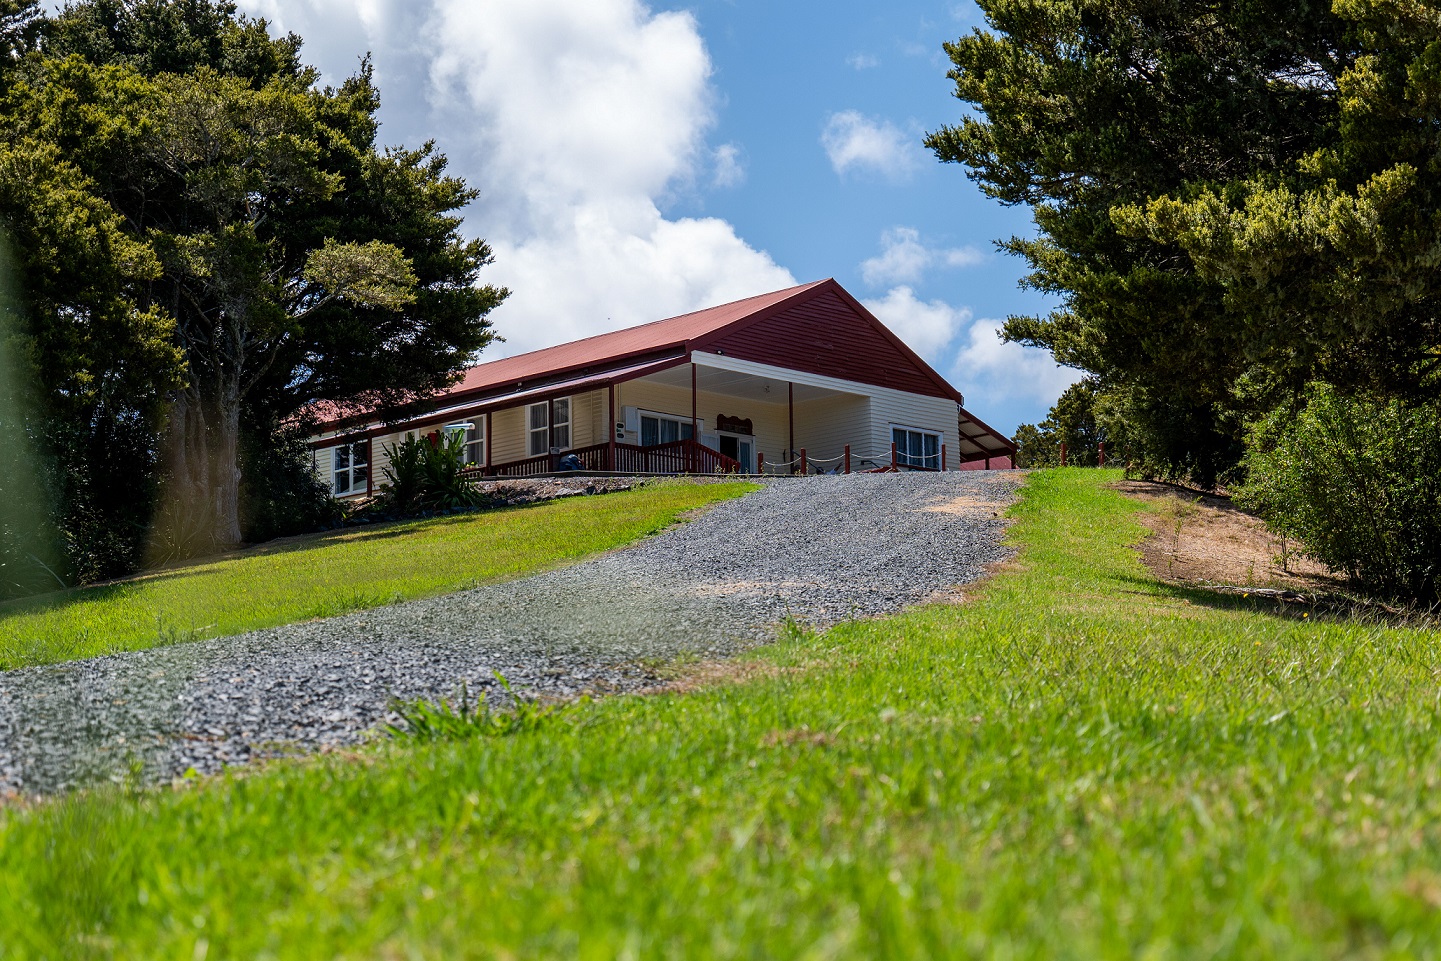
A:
691,352,960,469
793,394,871,467
571,390,601,449
372,432,398,484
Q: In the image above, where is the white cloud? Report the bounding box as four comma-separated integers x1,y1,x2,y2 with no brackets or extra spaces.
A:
864,287,1080,414
493,203,795,345
862,286,970,359
239,0,796,357
712,143,746,188
846,53,879,70
428,1,713,225
821,110,922,180
952,317,1084,407
860,227,983,287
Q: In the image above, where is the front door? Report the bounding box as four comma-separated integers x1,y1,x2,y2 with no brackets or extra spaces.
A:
718,433,754,472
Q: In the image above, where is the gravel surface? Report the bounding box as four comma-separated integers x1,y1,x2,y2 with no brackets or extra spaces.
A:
0,472,1020,796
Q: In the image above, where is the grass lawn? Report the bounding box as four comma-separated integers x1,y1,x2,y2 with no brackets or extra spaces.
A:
5,469,1441,959
0,481,754,672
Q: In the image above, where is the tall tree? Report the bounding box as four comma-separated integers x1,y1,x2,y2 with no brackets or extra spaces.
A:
137,69,419,548
1116,1,1441,399
926,0,1353,483
47,0,302,83
21,0,508,552
0,55,186,582
0,233,65,597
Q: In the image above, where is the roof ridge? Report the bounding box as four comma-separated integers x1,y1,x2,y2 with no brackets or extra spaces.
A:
476,279,827,367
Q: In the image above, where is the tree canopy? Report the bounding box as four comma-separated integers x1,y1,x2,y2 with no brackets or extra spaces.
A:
0,0,507,585
927,0,1359,483
1115,1,1441,400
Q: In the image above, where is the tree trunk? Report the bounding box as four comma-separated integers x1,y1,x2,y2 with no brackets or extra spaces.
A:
211,386,243,548
153,363,245,557
151,386,209,562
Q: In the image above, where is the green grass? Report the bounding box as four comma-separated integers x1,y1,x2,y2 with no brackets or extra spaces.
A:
0,481,754,671
5,469,1441,959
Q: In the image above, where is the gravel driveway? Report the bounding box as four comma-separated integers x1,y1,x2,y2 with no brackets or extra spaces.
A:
0,472,1020,795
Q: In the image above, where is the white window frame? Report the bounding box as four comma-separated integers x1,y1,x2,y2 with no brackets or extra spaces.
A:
332,439,370,495
890,424,942,470
527,398,571,457
638,409,699,448
526,403,548,457
443,421,484,468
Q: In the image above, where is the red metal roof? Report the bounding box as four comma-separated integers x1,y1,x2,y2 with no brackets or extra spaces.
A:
447,280,829,398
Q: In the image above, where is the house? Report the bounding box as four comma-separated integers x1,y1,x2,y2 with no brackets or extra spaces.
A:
308,279,1016,497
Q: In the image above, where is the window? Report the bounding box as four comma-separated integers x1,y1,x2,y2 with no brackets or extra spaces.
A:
553,398,571,451
526,399,571,457
444,421,484,467
332,440,370,495
639,411,695,447
891,426,941,469
527,403,548,457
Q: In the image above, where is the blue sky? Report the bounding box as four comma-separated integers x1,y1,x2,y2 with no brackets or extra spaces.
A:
237,0,1077,435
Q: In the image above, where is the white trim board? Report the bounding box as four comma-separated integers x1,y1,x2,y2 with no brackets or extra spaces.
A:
691,351,951,408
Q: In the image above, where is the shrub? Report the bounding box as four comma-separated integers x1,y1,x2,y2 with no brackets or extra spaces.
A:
1237,385,1441,602
44,415,161,586
372,431,485,515
239,428,344,544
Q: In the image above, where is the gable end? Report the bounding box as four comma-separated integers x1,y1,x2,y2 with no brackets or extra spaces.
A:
699,287,956,400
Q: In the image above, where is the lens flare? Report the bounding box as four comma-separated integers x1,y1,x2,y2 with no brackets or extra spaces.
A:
0,231,65,599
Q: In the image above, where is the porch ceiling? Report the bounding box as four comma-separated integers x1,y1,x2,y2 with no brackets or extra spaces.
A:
641,362,864,403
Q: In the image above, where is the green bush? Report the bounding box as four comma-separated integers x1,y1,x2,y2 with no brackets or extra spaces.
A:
1237,385,1441,602
373,431,485,515
239,428,344,544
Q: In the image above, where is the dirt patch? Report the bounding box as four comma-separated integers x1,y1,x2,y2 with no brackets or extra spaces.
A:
1115,480,1342,591
922,495,1005,516
630,658,797,697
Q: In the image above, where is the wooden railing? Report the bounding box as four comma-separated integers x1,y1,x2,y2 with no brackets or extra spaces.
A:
614,439,742,475
477,438,742,478
464,454,549,479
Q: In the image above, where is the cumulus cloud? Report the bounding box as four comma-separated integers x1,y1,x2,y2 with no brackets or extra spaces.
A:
821,111,922,180
846,52,879,70
860,227,983,287
239,0,795,356
428,1,713,225
952,317,1084,406
862,286,971,360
